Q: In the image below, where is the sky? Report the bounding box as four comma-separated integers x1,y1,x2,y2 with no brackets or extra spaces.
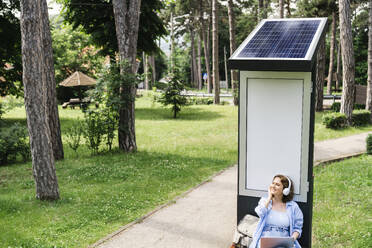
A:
47,0,62,17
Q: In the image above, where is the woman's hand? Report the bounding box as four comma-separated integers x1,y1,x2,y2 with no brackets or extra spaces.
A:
265,185,274,208
292,231,300,241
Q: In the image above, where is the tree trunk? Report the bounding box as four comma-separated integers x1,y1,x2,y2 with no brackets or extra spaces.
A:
279,0,284,18
227,0,238,105
197,32,202,90
112,0,141,152
336,37,341,91
339,0,355,124
366,0,372,118
315,37,326,112
201,5,213,93
286,0,291,17
212,0,220,104
149,55,156,83
170,12,174,73
327,11,336,95
191,28,198,88
40,0,64,160
224,46,228,89
143,52,149,90
20,0,59,200
190,28,195,86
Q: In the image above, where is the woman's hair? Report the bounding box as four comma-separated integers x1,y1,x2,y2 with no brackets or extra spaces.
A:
273,174,294,202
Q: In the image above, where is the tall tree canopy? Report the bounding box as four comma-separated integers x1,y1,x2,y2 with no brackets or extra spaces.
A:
59,0,167,56
0,0,22,96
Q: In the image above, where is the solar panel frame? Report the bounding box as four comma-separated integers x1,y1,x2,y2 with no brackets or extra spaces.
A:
230,18,328,61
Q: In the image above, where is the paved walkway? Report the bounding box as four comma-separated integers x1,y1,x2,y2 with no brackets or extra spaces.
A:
92,132,371,248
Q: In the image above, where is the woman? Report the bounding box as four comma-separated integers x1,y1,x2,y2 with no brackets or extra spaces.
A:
249,175,303,248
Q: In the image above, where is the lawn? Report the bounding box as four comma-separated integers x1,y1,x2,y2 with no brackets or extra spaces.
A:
0,96,238,247
312,155,372,247
0,95,371,247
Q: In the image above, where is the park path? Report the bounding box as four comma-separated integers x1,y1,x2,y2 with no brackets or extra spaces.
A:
92,131,371,248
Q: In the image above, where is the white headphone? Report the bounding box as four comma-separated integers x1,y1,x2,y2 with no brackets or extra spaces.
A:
283,176,292,196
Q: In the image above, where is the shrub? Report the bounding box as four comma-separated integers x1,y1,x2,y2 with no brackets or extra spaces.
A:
331,102,341,112
367,134,372,155
65,121,83,153
82,110,105,154
187,97,214,105
352,110,371,126
0,123,30,165
322,112,347,129
354,104,366,110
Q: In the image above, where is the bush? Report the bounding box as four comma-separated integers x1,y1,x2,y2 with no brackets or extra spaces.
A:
0,123,30,165
82,110,105,154
322,112,347,129
352,110,371,126
354,104,366,110
187,97,214,105
65,121,83,153
331,102,341,112
367,134,372,155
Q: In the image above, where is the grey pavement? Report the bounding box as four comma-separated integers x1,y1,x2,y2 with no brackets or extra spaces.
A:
93,132,371,248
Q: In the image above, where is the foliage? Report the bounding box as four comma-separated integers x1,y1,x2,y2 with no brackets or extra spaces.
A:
51,22,105,103
351,110,371,126
353,6,368,86
0,0,23,96
367,134,372,154
322,112,347,129
65,121,83,153
0,123,30,165
331,102,341,112
157,73,187,118
58,0,167,57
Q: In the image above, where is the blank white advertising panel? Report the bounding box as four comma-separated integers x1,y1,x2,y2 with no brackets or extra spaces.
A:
239,71,311,202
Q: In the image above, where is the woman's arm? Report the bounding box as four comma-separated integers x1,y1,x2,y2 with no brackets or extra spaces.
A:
292,204,304,239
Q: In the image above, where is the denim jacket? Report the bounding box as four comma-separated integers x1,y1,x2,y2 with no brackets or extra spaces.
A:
249,197,304,248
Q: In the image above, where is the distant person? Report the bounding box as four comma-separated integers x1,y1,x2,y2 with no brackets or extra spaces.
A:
249,175,303,248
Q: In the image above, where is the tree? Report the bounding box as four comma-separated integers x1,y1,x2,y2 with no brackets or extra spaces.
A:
158,73,187,118
201,0,213,93
279,0,284,18
315,37,326,111
227,0,238,105
327,10,337,95
367,0,372,117
339,0,355,124
40,0,64,160
20,0,59,200
212,0,220,104
112,0,141,152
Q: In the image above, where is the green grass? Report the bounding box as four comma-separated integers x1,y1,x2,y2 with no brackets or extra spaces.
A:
0,96,371,247
312,155,372,247
0,97,238,247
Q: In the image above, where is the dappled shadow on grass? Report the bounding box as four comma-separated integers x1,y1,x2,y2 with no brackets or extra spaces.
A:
65,149,232,184
135,107,223,121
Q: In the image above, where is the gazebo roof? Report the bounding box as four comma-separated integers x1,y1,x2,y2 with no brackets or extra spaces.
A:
59,71,96,87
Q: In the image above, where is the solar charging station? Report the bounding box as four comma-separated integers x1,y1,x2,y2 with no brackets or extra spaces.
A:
228,18,328,247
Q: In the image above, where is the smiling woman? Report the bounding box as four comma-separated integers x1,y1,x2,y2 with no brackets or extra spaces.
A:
249,175,304,248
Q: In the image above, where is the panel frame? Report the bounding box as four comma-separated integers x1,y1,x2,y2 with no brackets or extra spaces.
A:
230,18,327,61
238,71,312,203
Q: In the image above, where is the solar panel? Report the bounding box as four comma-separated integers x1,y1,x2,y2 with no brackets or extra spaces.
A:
237,20,321,59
